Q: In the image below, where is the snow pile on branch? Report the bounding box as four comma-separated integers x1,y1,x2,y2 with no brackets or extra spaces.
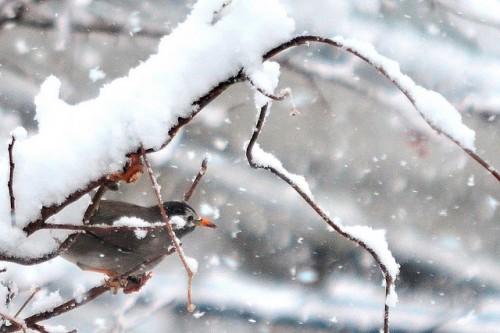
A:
250,142,314,198
0,0,295,259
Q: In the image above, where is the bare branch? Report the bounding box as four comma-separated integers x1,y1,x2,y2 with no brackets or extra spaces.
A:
183,158,208,203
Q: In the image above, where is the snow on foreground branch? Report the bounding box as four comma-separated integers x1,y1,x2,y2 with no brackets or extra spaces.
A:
0,0,294,260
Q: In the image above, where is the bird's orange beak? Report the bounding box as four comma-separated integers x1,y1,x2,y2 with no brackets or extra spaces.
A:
198,217,216,228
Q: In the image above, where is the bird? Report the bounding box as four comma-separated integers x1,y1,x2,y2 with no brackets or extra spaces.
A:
61,200,216,293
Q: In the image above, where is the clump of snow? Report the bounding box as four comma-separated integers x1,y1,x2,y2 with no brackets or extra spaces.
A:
249,61,281,108
89,66,106,83
9,126,27,141
72,284,86,303
193,311,205,318
386,284,398,307
113,216,152,239
185,256,199,274
30,289,63,314
0,0,295,260
170,215,187,229
332,36,476,151
248,142,314,198
341,224,399,281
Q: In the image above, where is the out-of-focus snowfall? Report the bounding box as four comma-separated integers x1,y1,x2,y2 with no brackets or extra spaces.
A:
0,0,499,332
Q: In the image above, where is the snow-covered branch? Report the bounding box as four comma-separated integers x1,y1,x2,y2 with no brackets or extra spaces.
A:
0,0,294,261
246,104,399,333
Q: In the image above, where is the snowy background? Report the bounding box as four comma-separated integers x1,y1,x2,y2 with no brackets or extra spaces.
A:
0,0,499,332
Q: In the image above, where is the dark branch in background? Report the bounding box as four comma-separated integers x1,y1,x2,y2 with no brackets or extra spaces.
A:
0,2,169,39
246,104,393,333
263,35,500,182
7,137,15,226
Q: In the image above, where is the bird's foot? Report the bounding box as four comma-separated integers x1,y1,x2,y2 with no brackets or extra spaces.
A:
105,272,153,294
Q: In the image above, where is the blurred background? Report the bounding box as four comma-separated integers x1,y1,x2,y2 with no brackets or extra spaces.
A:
0,0,499,332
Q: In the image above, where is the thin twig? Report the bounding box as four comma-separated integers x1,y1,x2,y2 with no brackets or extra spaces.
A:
245,104,393,333
14,287,41,318
263,35,500,182
183,158,208,203
36,223,169,233
82,184,108,224
139,146,196,312
8,136,16,226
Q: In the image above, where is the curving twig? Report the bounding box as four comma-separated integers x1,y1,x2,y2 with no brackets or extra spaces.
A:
246,104,395,333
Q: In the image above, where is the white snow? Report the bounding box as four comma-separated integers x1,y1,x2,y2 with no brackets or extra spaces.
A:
113,216,152,239
9,126,27,141
341,224,400,282
0,0,295,259
30,289,63,314
249,142,314,199
185,256,199,275
249,61,281,108
169,215,188,229
88,66,106,82
332,36,476,151
386,284,399,308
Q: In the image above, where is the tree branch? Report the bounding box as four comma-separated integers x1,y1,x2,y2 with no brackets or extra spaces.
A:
246,104,394,333
264,35,500,182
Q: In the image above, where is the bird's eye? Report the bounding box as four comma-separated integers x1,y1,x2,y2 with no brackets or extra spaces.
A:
187,215,195,223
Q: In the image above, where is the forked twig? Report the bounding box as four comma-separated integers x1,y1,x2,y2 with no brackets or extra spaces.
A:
139,146,197,312
246,104,394,333
183,158,208,203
